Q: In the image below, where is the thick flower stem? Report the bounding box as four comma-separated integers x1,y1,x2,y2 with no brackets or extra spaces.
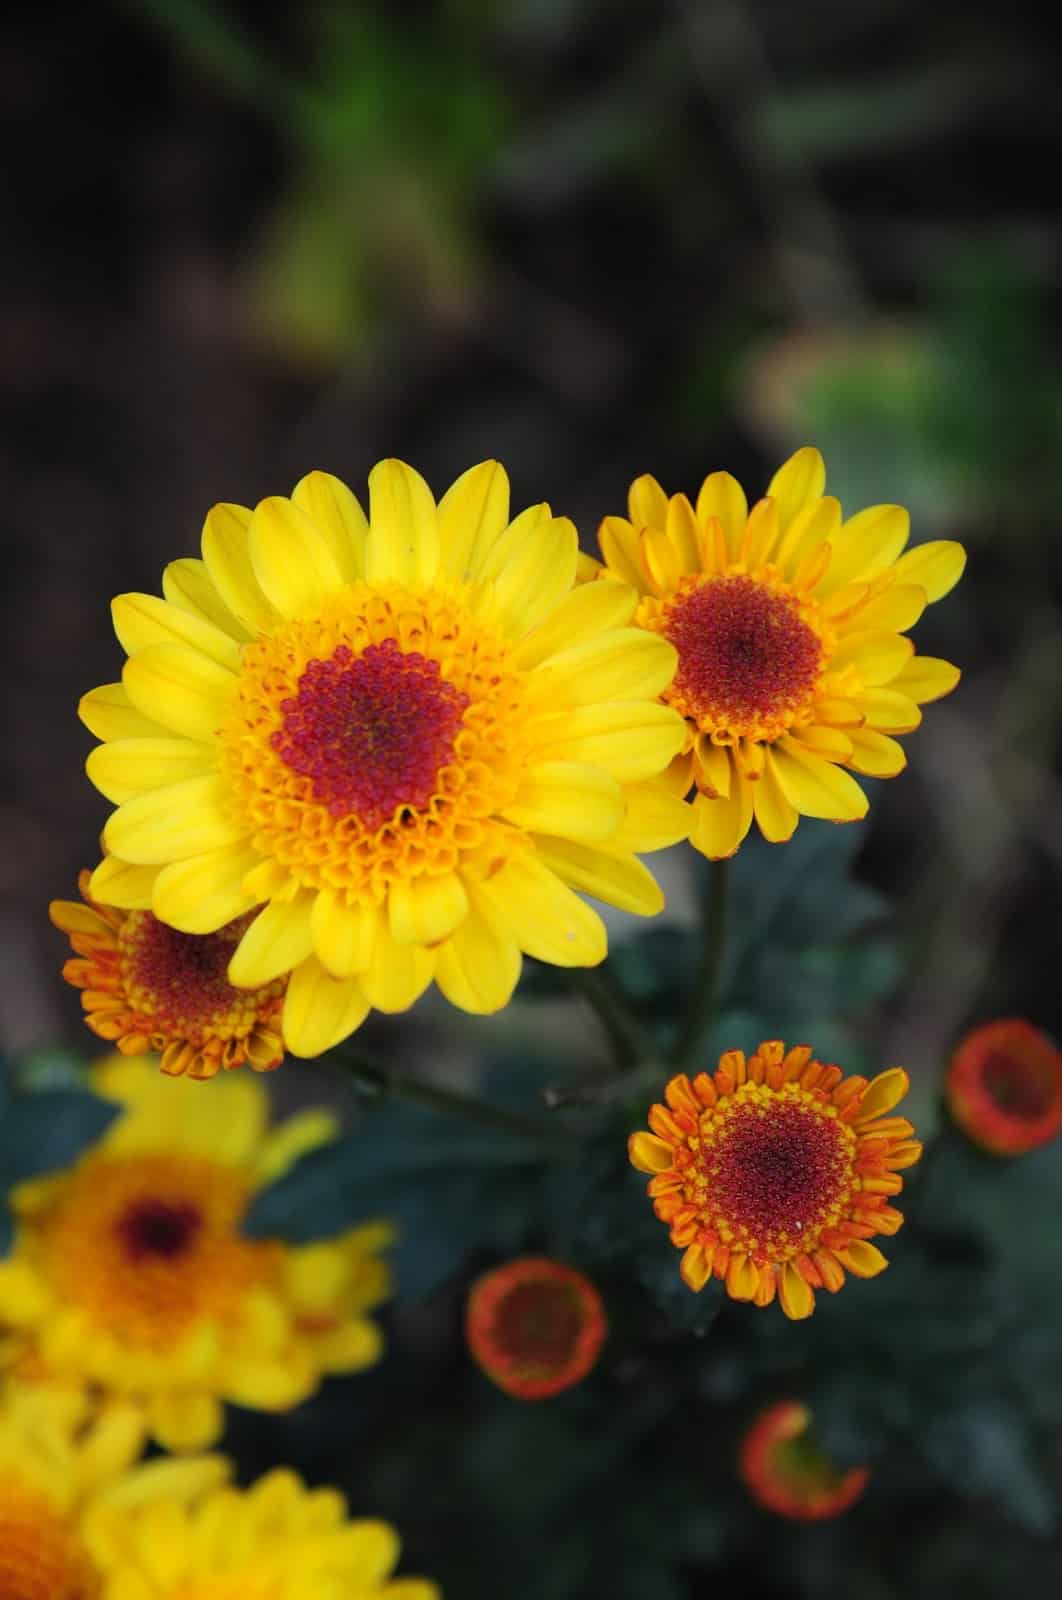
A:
568,963,654,1069
335,1046,579,1151
672,859,730,1074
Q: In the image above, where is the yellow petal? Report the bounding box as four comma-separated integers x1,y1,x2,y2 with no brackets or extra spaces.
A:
664,494,701,573
512,580,637,670
598,515,648,592
688,779,753,860
150,1393,224,1455
123,643,236,742
292,470,367,581
611,781,691,851
890,538,966,603
695,470,748,555
767,446,825,532
726,1254,761,1301
738,497,780,567
311,889,376,977
528,701,684,783
388,872,470,946
434,900,522,1015
365,459,439,586
531,629,677,708
848,582,926,634
492,515,578,637
576,549,606,583
858,687,922,734
503,761,625,842
787,724,853,761
773,740,869,822
228,893,315,986
817,504,910,594
79,682,171,742
111,593,243,671
282,957,371,1056
680,1244,712,1292
359,920,435,1012
844,728,906,777
753,750,799,844
775,495,842,577
628,1131,673,1173
88,857,157,910
104,776,248,864
641,525,685,595
835,1240,889,1278
531,838,664,916
627,473,667,529
828,630,914,687
436,459,510,579
479,855,607,967
891,654,961,704
151,841,262,933
249,496,346,618
779,1261,815,1319
163,557,252,640
855,1066,909,1122
201,502,276,634
86,738,217,803
694,737,731,798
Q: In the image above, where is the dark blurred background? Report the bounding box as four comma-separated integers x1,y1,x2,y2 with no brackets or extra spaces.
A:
2,1,1062,1590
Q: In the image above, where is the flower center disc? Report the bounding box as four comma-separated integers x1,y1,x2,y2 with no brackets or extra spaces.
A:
981,1048,1058,1120
117,1197,202,1261
119,912,271,1042
0,1479,98,1600
701,1089,854,1256
273,639,470,828
661,574,825,741
493,1281,583,1367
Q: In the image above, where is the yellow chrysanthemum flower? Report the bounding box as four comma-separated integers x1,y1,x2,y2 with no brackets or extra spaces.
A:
79,1465,440,1600
0,1373,225,1600
595,448,965,857
80,460,688,1055
0,1057,392,1452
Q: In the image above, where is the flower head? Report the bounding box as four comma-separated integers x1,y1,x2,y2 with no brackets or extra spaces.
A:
595,448,965,856
0,1057,392,1450
80,460,689,1055
946,1019,1062,1156
466,1257,607,1399
629,1042,921,1318
50,872,286,1079
0,1375,207,1600
79,1465,440,1600
739,1401,869,1520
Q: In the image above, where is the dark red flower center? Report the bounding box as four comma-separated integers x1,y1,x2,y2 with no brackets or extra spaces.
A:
124,913,253,1024
117,1198,202,1261
981,1049,1059,1120
663,575,823,732
492,1281,583,1368
272,639,470,829
706,1100,850,1245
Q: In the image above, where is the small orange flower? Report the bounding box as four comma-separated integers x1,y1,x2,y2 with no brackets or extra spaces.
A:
466,1257,607,1400
739,1401,869,1520
946,1019,1062,1156
50,871,285,1078
629,1041,921,1318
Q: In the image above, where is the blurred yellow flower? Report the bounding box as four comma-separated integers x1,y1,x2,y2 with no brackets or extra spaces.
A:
51,871,286,1079
629,1041,921,1318
0,1057,391,1451
595,448,964,856
80,460,689,1055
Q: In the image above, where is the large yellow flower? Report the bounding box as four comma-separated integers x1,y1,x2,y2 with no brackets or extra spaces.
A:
0,1057,392,1452
79,1465,440,1600
0,1374,224,1600
595,448,965,857
80,461,688,1055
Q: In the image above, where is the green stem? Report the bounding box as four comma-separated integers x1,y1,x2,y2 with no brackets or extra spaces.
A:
335,1046,578,1150
672,859,730,1074
568,963,653,1069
